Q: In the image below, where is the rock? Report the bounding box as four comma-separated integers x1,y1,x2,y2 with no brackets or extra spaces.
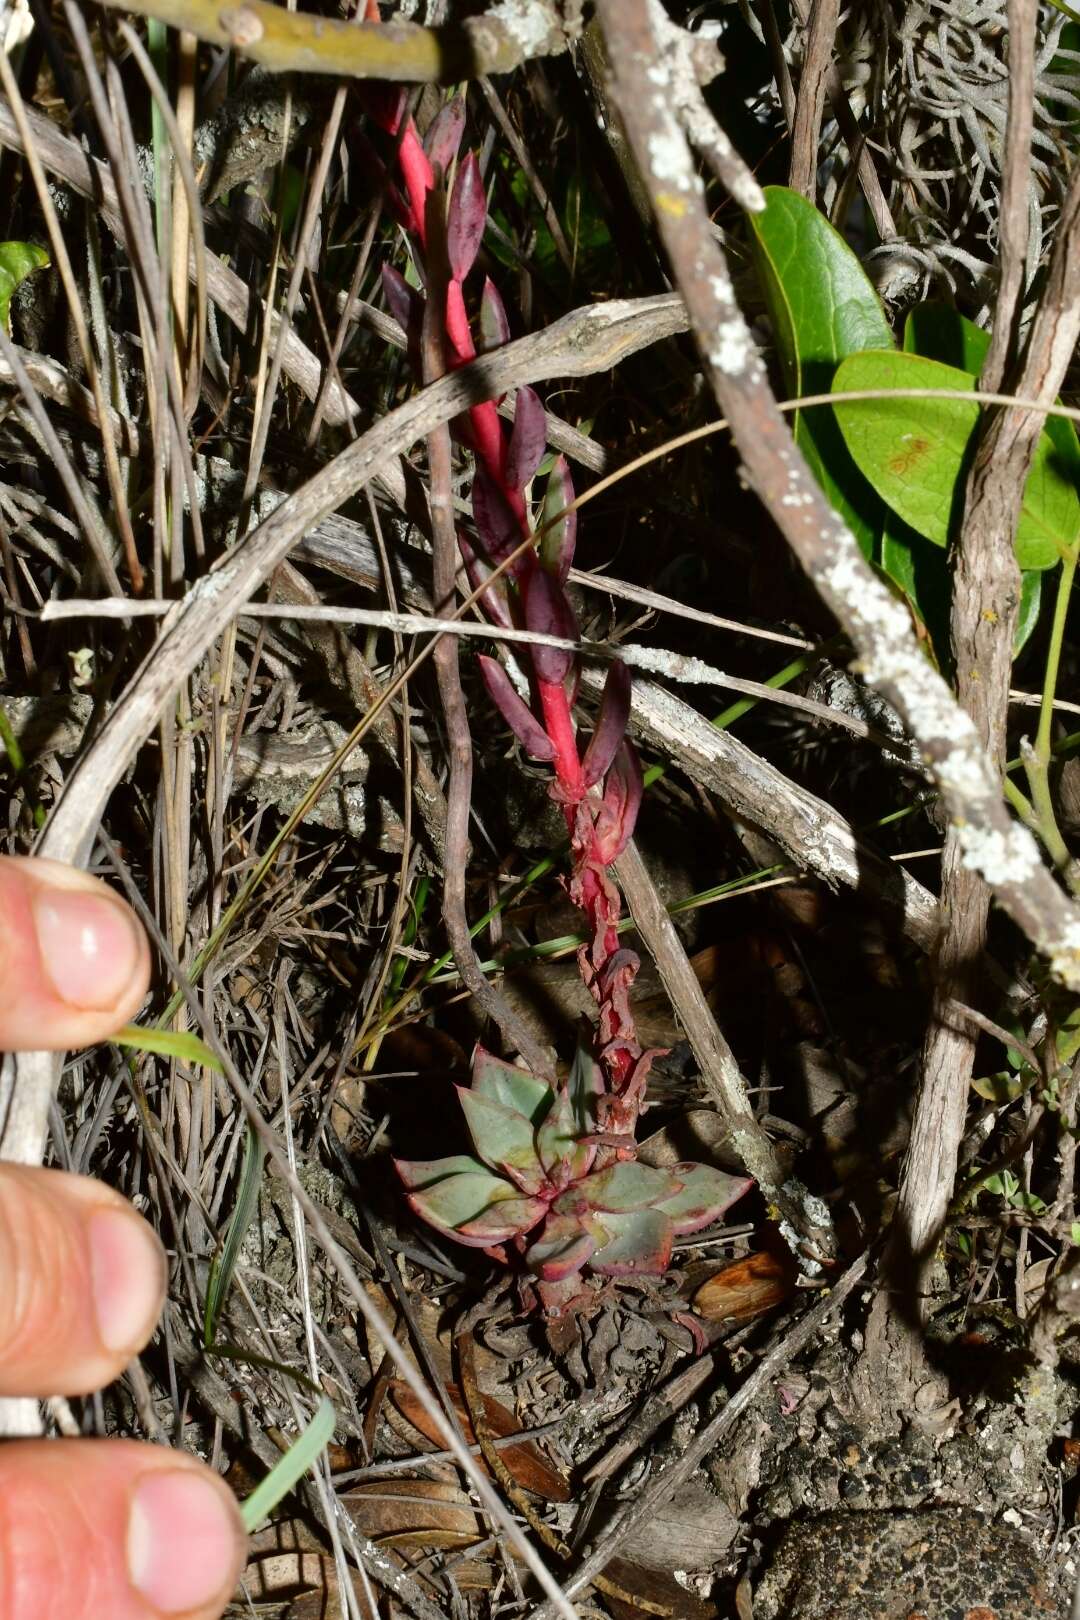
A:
753,1509,1063,1619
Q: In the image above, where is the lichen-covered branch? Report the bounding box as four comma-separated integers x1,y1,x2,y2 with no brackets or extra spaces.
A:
598,0,1080,997
91,0,572,82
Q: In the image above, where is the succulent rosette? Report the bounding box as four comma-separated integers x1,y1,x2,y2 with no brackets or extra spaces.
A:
397,1046,752,1286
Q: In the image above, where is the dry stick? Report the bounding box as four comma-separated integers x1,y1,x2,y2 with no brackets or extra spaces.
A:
865,0,1051,1411
529,1250,869,1620
0,46,141,591
601,671,941,952
615,837,817,1247
0,96,357,428
89,0,571,82
787,0,839,199
0,293,689,1170
597,1,1080,997
788,0,897,241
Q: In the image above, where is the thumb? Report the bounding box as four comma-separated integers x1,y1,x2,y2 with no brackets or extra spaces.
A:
0,856,150,1051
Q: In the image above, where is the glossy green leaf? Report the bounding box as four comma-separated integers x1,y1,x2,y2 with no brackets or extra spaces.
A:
889,305,1051,656
905,302,1080,528
1014,569,1044,657
832,349,1080,569
111,1022,222,1072
0,241,47,332
750,185,893,558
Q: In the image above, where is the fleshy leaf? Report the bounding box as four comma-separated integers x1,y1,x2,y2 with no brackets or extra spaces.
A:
381,262,421,333
456,1194,548,1244
832,349,1079,570
656,1163,754,1235
524,571,577,686
748,185,892,560
399,1161,540,1246
594,741,643,862
472,464,524,571
396,1153,492,1192
478,655,555,762
538,456,576,582
565,1161,682,1214
506,386,548,492
424,96,466,175
535,1084,584,1182
589,1209,674,1276
567,1042,602,1126
470,1046,554,1122
457,1087,546,1194
582,662,631,788
525,1213,597,1281
447,150,485,283
479,275,511,353
458,532,513,628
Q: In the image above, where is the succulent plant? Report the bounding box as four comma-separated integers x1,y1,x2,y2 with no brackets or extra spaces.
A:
397,1045,752,1296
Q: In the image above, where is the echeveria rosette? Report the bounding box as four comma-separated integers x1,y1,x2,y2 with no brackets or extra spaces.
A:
396,1045,752,1288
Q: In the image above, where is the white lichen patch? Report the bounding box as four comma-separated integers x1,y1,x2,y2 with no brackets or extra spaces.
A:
933,746,993,803
710,318,754,374
483,0,557,55
647,127,701,193
956,821,1041,885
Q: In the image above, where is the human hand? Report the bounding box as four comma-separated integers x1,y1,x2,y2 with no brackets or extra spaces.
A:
0,855,246,1620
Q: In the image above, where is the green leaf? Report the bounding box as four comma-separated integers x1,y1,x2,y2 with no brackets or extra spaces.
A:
240,1397,336,1534
1071,1221,1080,1245
563,1160,681,1214
656,1163,753,1234
589,1208,673,1276
204,1121,265,1348
111,1022,223,1072
401,1161,542,1244
1014,569,1043,657
0,242,48,333
470,1047,551,1124
535,1084,585,1180
971,1072,1025,1103
750,185,894,559
832,349,1080,569
525,1213,597,1281
905,302,1080,558
457,1087,546,1192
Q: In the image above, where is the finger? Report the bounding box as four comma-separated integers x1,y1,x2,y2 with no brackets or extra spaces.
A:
0,1439,245,1620
0,855,150,1052
0,1166,165,1397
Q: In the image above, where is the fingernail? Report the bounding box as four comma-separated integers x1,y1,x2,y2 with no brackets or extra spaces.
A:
88,1207,166,1353
31,886,141,1010
128,1471,241,1614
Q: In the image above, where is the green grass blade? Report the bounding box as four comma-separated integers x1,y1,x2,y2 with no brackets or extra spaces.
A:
239,1397,336,1534
204,1122,266,1348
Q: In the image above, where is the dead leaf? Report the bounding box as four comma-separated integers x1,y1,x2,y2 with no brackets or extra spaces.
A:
691,1251,794,1323
342,1477,483,1549
388,1378,570,1501
603,1555,718,1620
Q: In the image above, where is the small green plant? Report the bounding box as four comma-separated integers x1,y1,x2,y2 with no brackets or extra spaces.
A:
397,1044,750,1314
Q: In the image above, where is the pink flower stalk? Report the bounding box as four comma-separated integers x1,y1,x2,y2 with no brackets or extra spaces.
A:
368,93,655,1156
